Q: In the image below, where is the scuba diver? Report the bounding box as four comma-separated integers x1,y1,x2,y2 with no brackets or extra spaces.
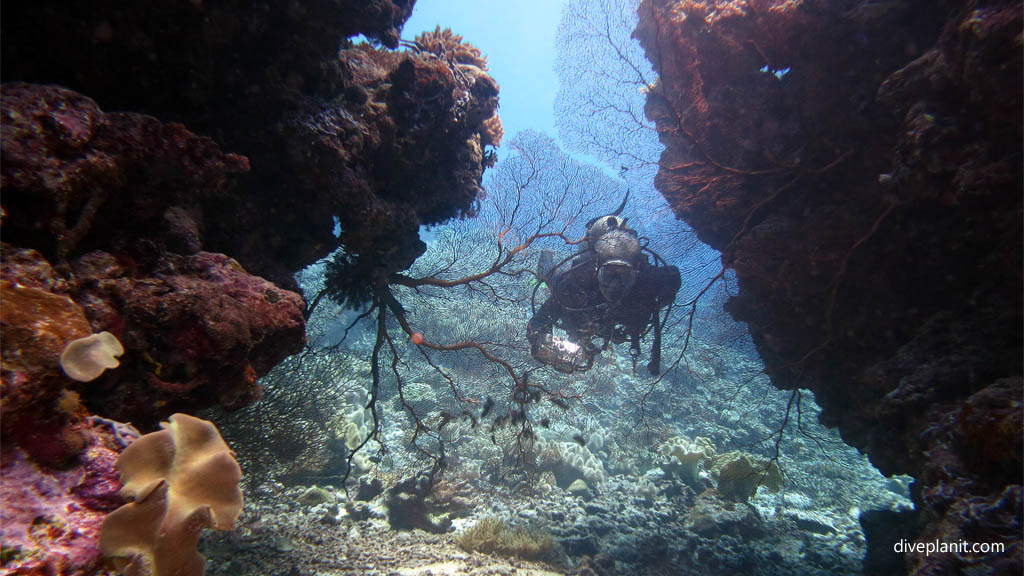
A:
527,192,681,375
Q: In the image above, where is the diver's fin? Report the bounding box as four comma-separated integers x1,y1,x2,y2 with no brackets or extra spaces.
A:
647,310,662,376
610,189,630,217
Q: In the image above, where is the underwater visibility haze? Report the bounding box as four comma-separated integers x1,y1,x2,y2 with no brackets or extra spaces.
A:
0,1,1021,576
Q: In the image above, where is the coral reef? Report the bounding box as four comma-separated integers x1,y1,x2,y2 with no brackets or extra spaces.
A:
321,40,500,306
634,0,1022,573
0,83,252,265
2,0,500,301
1,84,306,425
74,249,307,426
2,0,501,568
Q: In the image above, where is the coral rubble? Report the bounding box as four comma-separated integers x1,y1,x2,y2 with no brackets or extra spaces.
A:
634,0,1022,573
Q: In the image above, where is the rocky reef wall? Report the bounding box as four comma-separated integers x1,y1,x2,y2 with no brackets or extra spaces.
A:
633,0,1022,574
1,1,501,572
2,0,500,294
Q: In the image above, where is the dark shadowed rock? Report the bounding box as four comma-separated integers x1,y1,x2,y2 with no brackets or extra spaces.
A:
1,84,307,429
1,1,500,298
634,1,1022,574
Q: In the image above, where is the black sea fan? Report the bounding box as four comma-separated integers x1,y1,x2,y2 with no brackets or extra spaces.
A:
323,250,377,310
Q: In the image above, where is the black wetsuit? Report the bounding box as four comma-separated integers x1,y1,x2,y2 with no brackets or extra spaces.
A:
528,251,681,373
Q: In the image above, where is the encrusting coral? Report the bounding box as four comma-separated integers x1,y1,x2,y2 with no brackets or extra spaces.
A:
99,413,243,576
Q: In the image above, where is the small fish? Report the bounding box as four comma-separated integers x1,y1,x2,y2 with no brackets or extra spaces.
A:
527,387,542,403
438,411,453,430
572,433,586,446
491,413,508,431
481,397,495,419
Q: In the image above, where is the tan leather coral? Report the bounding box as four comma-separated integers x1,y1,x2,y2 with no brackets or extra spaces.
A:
59,331,124,382
99,413,243,576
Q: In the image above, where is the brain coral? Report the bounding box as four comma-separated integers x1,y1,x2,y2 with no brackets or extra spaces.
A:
99,413,243,576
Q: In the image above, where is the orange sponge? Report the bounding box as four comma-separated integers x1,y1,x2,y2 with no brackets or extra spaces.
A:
99,413,243,576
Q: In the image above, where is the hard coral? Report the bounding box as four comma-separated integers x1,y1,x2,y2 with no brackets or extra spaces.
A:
1,2,486,302
100,413,243,576
321,41,501,308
